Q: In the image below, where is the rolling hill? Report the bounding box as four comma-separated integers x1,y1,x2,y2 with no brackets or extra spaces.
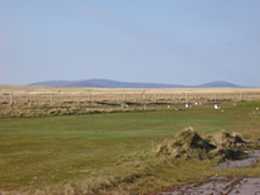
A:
30,79,240,88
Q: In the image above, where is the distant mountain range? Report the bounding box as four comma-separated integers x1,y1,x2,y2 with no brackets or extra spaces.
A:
30,79,241,88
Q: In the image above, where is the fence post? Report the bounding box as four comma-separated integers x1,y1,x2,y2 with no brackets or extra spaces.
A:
9,93,14,107
142,90,146,110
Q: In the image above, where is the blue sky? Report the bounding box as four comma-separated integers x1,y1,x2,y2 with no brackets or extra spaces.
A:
0,1,260,86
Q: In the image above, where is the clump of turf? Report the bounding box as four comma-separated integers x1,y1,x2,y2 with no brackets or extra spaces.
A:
209,130,249,160
156,127,216,160
156,127,252,161
209,131,247,149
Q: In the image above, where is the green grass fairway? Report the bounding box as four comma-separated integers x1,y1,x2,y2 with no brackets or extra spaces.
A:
0,102,260,192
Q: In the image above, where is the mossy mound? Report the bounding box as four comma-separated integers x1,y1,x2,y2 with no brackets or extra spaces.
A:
156,127,216,160
156,127,251,161
210,131,247,149
209,131,249,160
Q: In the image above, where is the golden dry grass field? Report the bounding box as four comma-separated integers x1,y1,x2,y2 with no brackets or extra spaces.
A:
1,86,260,118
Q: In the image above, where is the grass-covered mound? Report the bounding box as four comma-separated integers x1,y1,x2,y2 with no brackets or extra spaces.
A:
156,127,251,161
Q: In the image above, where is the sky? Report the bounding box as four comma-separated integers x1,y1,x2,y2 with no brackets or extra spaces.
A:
0,0,260,86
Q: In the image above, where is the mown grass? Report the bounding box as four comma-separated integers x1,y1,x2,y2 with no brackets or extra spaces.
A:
0,101,260,193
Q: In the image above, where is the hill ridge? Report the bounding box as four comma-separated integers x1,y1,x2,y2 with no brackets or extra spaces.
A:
30,79,240,88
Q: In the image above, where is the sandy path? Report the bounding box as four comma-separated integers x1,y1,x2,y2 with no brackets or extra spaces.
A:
157,177,260,195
